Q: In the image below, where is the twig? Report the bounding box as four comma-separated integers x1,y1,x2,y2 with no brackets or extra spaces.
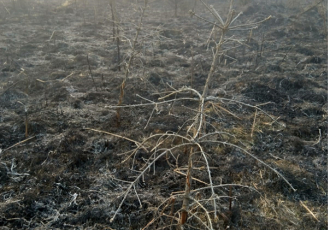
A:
2,136,36,154
133,184,142,208
84,128,144,149
0,80,23,96
300,200,319,222
110,143,192,223
251,109,257,138
189,197,213,229
229,15,272,30
105,97,199,109
143,105,156,129
142,196,177,230
61,72,75,82
201,140,296,191
294,0,324,19
206,96,285,127
86,54,98,91
191,183,258,193
212,102,241,120
313,129,322,146
181,147,193,225
1,1,10,14
48,30,56,41
174,168,208,185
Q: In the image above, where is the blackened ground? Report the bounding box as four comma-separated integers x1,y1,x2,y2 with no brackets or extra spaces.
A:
0,0,327,229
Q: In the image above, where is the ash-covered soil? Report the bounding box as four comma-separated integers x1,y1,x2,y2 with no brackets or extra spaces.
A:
0,0,327,229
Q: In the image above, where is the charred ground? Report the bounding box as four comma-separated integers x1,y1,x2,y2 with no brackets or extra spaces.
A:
0,0,328,229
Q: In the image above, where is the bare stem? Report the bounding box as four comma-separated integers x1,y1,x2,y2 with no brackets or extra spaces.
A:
116,0,149,126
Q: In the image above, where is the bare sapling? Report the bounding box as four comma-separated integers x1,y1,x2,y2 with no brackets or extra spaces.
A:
109,0,121,71
168,0,180,17
181,2,272,224
86,0,296,228
115,0,149,127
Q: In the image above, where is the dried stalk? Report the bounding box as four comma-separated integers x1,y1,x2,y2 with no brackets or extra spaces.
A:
1,1,10,14
300,200,319,222
294,0,324,19
109,0,121,70
251,109,257,138
2,136,35,154
180,147,193,224
86,54,98,91
116,0,148,126
17,101,28,138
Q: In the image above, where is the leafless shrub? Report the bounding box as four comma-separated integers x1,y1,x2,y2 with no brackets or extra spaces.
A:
87,0,295,229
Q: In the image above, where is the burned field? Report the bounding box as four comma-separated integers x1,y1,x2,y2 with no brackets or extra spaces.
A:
0,0,328,229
